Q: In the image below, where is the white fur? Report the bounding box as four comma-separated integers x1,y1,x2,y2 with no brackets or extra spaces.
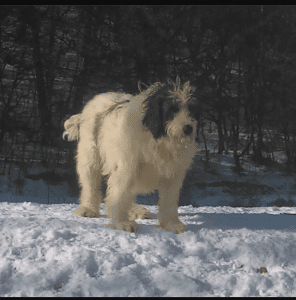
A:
64,80,198,233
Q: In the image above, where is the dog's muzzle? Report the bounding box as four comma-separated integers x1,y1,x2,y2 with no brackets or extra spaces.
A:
172,124,195,148
183,124,193,136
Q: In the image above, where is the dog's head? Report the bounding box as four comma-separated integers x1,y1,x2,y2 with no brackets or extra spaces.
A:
142,77,199,145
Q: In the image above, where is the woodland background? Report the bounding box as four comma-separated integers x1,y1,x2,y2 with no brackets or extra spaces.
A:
1,5,296,199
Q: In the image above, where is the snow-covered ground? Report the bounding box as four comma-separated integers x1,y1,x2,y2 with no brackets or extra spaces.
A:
1,202,296,296
1,129,296,296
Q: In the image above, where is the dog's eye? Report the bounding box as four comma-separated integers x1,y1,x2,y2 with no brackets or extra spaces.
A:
170,105,179,113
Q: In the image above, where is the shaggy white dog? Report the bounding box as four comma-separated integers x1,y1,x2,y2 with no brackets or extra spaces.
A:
63,78,199,233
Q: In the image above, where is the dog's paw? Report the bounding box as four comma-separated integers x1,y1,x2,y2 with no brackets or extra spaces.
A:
110,220,139,233
161,220,187,234
128,204,157,221
74,205,100,218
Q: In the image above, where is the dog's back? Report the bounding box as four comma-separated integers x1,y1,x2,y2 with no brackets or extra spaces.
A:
63,92,132,142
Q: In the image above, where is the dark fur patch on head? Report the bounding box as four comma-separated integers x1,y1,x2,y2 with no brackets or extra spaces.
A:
142,83,171,140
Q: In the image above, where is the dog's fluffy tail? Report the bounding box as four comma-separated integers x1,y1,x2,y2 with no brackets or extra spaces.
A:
63,114,80,141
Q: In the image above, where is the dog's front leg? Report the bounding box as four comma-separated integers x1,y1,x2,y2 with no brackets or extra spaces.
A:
105,173,139,232
158,178,187,234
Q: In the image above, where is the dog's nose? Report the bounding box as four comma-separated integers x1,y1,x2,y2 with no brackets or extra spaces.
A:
183,125,193,135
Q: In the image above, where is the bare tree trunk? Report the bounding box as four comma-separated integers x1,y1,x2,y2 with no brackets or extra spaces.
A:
200,118,209,161
71,7,93,115
23,6,52,146
217,108,225,154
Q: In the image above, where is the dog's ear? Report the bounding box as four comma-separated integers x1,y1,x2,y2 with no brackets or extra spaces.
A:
142,95,165,140
167,76,182,90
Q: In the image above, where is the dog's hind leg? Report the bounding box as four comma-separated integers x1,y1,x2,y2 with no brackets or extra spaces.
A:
74,121,103,218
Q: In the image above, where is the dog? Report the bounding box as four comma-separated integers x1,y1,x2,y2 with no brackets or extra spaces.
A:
63,77,199,233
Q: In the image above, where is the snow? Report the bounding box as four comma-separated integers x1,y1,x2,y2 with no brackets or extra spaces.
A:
1,135,296,296
1,201,296,296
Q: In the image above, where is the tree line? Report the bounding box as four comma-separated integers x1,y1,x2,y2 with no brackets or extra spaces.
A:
1,5,296,176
